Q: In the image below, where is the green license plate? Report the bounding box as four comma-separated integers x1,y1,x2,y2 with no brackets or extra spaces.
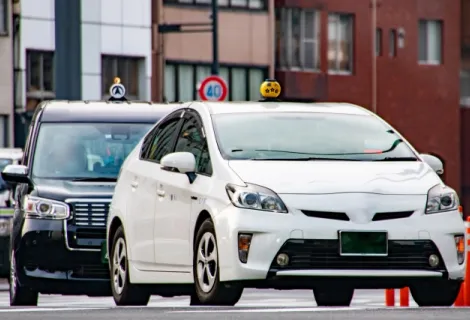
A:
339,231,388,256
101,241,108,264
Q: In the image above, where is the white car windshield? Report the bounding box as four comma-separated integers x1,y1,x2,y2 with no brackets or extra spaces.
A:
212,112,418,161
32,122,153,179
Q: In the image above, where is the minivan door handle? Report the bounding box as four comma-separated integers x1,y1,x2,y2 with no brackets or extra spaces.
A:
131,181,138,188
156,189,165,197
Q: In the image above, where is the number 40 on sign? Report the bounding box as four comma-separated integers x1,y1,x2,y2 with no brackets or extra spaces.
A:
198,75,228,102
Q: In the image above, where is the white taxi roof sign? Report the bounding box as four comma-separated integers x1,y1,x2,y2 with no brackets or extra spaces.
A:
109,77,126,100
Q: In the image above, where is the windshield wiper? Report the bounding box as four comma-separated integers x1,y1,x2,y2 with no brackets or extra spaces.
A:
373,157,418,161
71,177,117,182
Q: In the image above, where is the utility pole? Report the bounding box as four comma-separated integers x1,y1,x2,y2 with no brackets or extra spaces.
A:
54,0,82,100
210,0,219,75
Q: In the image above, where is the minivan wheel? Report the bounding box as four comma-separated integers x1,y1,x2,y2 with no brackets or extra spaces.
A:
410,280,462,307
10,249,38,306
110,226,150,306
191,219,243,306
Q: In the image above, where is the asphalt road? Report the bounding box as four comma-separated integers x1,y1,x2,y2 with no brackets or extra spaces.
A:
0,279,468,319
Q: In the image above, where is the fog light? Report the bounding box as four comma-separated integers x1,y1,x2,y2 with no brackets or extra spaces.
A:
238,233,252,263
455,235,465,265
276,253,289,266
428,254,440,268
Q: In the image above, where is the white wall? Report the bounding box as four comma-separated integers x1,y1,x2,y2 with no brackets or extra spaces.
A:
19,0,152,104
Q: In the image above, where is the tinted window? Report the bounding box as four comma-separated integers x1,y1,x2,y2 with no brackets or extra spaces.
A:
147,119,180,162
32,123,153,179
212,112,417,161
174,116,212,175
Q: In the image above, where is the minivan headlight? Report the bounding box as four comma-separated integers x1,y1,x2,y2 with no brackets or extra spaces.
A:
226,183,288,213
22,196,70,220
425,184,458,214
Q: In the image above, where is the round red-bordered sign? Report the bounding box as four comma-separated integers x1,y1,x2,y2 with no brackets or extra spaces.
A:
198,75,228,101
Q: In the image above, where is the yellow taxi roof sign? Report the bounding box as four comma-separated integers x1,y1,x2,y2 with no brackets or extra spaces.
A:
260,79,281,99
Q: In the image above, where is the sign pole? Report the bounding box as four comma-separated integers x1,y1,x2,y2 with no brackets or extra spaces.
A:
211,0,219,76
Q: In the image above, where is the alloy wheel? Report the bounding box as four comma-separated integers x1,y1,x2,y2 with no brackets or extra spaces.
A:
112,238,127,295
196,232,218,293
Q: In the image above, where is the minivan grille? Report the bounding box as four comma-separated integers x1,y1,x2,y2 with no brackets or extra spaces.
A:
70,201,110,227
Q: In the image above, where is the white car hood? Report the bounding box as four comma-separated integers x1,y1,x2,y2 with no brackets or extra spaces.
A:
227,160,441,195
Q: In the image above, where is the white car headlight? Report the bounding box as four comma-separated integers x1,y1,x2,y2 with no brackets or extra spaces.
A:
425,184,459,214
226,183,288,213
22,196,70,220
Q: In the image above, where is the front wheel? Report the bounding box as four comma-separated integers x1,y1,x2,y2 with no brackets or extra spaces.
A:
191,219,243,306
9,249,38,306
410,280,462,307
110,226,150,306
313,286,354,307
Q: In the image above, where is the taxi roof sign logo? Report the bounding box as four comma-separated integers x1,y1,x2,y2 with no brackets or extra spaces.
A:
109,82,126,99
260,79,281,100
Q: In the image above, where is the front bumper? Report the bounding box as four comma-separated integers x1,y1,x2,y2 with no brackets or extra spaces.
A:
16,219,109,294
215,197,466,286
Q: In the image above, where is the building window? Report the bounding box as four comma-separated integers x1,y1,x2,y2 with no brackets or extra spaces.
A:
375,28,382,56
164,62,268,102
101,55,142,99
163,0,266,10
389,29,397,57
418,20,442,65
328,13,354,74
0,0,7,35
26,51,55,110
276,8,320,70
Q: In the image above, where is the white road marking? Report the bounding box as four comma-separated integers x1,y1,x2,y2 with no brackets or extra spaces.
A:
169,307,374,313
0,307,108,313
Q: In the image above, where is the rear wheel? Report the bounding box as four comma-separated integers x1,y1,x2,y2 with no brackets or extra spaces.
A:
313,286,354,307
410,280,461,307
110,226,150,306
191,219,243,306
9,249,38,306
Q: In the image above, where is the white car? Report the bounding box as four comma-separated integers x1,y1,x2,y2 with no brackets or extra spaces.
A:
107,98,465,307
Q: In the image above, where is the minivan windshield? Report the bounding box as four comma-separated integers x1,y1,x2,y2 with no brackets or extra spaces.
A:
32,122,153,180
212,112,418,161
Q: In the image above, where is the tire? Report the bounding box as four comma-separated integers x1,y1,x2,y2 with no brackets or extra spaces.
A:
110,226,150,306
313,286,354,307
191,219,243,306
9,249,38,306
410,280,462,307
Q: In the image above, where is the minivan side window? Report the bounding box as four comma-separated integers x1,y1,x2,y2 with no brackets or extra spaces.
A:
147,119,181,163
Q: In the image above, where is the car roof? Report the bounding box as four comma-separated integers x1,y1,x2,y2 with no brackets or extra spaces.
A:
38,100,178,123
197,101,372,116
0,148,23,160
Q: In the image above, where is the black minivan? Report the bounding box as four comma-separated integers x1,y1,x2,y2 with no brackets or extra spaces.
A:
1,95,175,306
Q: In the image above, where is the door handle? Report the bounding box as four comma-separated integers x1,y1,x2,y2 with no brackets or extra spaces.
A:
131,181,138,188
156,189,165,197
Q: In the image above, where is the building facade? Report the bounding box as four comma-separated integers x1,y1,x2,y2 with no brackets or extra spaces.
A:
13,0,152,147
275,0,461,201
0,0,14,147
152,0,274,102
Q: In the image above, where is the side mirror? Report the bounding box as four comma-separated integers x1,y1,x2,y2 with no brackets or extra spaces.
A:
1,164,31,184
161,152,197,183
420,154,444,175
